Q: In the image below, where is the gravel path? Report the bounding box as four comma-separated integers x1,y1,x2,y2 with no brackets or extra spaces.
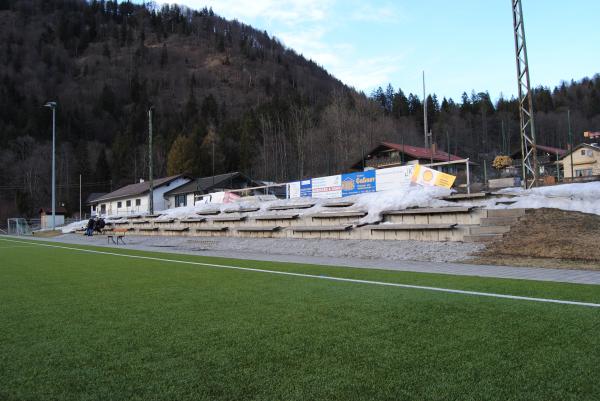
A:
5,234,600,284
47,234,484,263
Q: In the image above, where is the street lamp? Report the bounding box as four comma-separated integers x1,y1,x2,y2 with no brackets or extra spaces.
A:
44,101,57,230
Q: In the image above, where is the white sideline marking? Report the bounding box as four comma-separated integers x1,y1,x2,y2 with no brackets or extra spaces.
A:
1,237,599,308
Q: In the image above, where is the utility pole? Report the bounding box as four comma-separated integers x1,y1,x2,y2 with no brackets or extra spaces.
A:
422,71,428,148
44,101,57,230
511,0,539,188
568,109,574,181
148,106,154,215
79,174,82,220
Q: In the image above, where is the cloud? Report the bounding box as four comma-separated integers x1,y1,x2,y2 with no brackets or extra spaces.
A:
180,0,334,24
172,0,406,90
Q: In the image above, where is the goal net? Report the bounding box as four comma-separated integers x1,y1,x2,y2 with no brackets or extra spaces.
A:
7,218,33,236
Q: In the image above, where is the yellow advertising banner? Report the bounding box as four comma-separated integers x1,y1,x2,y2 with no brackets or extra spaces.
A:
410,165,456,189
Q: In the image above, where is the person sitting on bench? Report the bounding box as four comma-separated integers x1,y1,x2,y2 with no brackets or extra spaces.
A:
85,217,95,236
94,218,106,234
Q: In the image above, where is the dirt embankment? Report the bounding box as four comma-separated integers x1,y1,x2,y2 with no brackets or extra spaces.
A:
473,208,600,270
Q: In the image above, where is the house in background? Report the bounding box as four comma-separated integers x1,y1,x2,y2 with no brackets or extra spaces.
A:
85,192,107,216
510,144,566,178
164,172,263,208
39,206,67,229
90,174,191,216
351,142,469,175
560,143,600,180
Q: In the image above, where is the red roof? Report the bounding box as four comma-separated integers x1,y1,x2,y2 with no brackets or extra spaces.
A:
535,144,567,155
380,142,465,162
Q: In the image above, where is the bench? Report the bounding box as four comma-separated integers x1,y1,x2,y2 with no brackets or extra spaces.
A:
107,228,128,245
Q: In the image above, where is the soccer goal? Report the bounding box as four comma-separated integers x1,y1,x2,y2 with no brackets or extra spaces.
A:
7,218,33,236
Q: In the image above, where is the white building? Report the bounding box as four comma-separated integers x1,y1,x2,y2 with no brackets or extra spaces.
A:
90,174,191,216
163,172,264,208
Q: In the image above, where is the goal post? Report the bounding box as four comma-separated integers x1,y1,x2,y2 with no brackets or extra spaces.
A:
7,218,33,236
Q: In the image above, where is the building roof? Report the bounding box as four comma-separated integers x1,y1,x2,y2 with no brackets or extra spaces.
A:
352,142,466,169
510,144,567,159
39,206,67,215
559,143,600,160
85,192,107,204
93,174,188,203
164,172,260,197
380,142,465,162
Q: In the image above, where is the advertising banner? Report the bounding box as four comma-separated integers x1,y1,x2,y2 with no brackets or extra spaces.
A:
300,179,312,198
341,170,376,196
410,165,456,189
311,175,342,199
375,165,415,192
288,182,301,198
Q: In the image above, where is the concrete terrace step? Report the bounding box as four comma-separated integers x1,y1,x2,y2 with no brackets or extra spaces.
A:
383,207,473,215
138,227,159,232
322,201,355,208
210,215,247,222
486,208,526,218
443,192,489,201
131,220,150,225
164,227,189,232
468,225,511,235
369,223,457,231
268,203,315,211
479,217,520,226
180,218,206,223
223,207,260,213
236,226,281,232
311,211,367,218
463,233,504,242
154,219,175,224
254,214,299,221
195,209,221,215
292,225,353,232
196,226,229,232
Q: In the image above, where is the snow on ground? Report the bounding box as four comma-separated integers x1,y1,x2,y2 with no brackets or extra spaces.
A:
476,182,600,216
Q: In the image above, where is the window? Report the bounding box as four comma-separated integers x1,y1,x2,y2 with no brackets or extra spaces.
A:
117,201,122,208
175,194,187,207
575,168,593,177
136,199,141,206
100,204,106,214
581,149,593,157
92,205,96,211
126,200,131,207
581,150,586,156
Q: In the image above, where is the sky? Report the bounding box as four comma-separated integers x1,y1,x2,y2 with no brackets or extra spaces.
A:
157,0,600,101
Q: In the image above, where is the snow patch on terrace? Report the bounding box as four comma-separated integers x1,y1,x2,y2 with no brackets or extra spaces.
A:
477,182,600,216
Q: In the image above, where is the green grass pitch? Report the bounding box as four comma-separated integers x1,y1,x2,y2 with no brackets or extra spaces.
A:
0,237,599,401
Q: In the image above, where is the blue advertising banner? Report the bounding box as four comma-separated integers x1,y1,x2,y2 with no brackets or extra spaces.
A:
300,179,312,197
341,170,376,196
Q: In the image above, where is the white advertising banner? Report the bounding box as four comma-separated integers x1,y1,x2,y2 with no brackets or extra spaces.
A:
288,182,301,199
375,165,415,192
311,175,342,199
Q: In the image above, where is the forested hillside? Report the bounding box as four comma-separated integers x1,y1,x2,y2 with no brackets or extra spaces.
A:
1,0,599,220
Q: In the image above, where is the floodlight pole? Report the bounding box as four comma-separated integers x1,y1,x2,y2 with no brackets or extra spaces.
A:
148,106,154,215
44,101,57,230
567,109,574,181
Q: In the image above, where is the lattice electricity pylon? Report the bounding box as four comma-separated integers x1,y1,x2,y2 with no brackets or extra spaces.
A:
511,0,539,188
